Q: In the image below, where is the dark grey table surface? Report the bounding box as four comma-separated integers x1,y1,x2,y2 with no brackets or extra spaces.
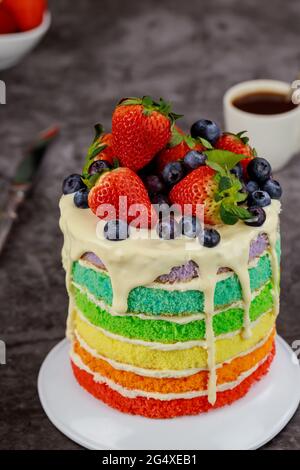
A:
0,0,300,450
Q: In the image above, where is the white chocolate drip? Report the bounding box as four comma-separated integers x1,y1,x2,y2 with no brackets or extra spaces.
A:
59,195,281,405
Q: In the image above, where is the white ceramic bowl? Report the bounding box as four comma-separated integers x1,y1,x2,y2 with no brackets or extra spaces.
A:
0,11,51,70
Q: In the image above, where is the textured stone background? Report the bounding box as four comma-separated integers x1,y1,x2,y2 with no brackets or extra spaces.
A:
0,0,300,450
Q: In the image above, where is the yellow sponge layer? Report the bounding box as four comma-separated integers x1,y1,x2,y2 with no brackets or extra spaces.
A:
74,310,275,370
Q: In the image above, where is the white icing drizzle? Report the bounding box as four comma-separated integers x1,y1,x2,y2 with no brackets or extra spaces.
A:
75,307,273,350
74,327,275,379
60,195,281,405
72,280,268,324
70,347,271,401
78,253,264,293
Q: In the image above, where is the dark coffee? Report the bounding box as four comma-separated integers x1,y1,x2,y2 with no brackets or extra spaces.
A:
232,91,297,115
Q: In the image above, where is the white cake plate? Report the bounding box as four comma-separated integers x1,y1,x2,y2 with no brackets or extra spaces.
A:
38,336,300,450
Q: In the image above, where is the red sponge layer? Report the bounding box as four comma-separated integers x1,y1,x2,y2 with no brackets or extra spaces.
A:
71,345,275,419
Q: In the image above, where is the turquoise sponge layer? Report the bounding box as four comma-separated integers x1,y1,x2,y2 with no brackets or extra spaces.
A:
73,281,274,343
72,252,275,315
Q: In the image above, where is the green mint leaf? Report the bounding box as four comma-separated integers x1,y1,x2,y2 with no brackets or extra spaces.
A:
220,203,238,225
204,149,247,170
236,191,248,203
219,176,232,192
214,192,223,202
206,160,225,174
184,135,196,148
223,203,252,220
199,137,213,149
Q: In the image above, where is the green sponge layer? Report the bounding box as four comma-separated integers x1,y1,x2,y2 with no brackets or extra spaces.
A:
73,281,274,343
72,252,275,315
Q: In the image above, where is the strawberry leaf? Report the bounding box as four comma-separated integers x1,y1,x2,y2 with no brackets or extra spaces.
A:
142,96,154,107
81,173,101,190
93,123,105,142
119,96,183,123
82,143,108,175
169,127,184,147
113,157,120,169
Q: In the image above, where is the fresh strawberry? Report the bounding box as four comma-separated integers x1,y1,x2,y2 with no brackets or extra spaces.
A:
215,131,255,179
94,133,115,166
215,131,254,157
3,0,46,32
0,6,18,33
169,147,253,226
169,166,221,225
156,126,204,173
88,167,156,228
112,96,181,172
82,124,117,177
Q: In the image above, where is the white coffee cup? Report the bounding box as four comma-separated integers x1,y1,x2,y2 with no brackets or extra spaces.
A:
223,79,300,171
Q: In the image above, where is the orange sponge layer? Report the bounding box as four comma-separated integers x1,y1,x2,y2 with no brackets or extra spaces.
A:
71,345,275,418
74,331,275,394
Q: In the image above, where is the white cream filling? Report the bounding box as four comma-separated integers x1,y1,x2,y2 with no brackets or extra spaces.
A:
78,252,266,293
74,328,274,377
72,281,269,325
75,303,274,352
70,347,271,400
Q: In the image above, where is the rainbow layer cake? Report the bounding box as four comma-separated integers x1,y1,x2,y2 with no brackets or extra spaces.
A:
60,96,281,418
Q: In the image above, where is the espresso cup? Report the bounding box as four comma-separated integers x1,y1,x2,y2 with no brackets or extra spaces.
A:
223,79,300,171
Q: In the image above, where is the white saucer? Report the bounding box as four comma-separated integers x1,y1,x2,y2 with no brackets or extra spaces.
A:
38,336,300,450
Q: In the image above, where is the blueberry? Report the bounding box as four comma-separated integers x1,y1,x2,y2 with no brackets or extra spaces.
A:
62,174,86,195
88,160,111,175
180,216,202,238
245,207,266,227
247,157,272,183
231,162,243,180
200,228,221,248
248,190,271,208
157,216,180,240
144,174,164,195
190,119,221,145
183,151,207,171
104,219,129,241
245,180,259,194
74,188,89,208
151,193,169,205
162,161,184,186
151,193,170,216
261,179,282,200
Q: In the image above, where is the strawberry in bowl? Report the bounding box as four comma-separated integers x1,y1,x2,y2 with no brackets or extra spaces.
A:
0,0,50,70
